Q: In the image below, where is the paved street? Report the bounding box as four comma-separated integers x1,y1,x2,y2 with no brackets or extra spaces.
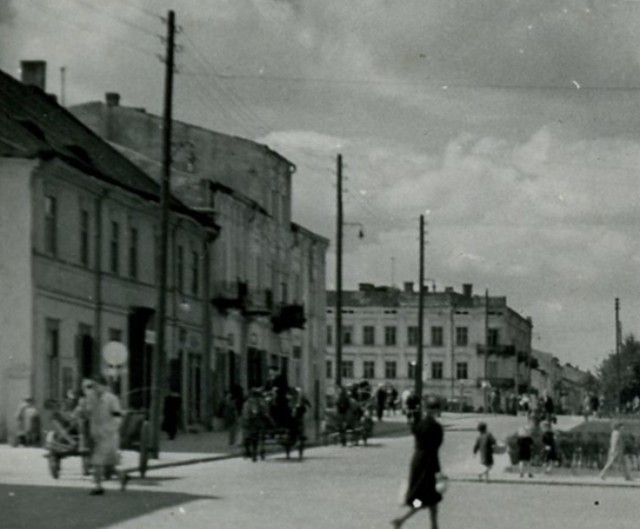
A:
4,414,639,529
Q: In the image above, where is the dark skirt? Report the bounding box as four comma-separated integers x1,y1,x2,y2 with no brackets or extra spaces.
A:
405,450,442,508
517,437,532,462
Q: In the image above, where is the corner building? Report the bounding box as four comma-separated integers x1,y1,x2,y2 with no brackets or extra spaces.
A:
70,95,329,425
326,283,533,410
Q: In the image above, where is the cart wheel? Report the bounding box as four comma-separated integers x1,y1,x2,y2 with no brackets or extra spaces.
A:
139,421,150,478
48,455,60,479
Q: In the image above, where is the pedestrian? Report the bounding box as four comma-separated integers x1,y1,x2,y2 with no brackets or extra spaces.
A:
376,384,387,421
599,422,632,481
15,397,40,447
77,375,123,495
541,421,558,474
388,385,399,416
241,389,268,461
391,402,444,529
218,391,239,448
162,390,181,441
405,390,421,426
517,425,534,478
541,391,555,423
473,422,496,482
582,394,591,422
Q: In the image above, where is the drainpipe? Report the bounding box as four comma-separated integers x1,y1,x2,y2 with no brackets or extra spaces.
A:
93,190,107,378
202,230,215,429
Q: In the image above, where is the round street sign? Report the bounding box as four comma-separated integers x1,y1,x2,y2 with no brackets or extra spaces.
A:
102,341,128,367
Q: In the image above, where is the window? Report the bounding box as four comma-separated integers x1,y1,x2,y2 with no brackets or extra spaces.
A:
342,325,353,345
191,250,200,295
44,195,57,256
177,245,184,293
385,326,397,346
327,325,333,346
46,318,60,399
431,326,444,347
407,326,419,346
408,362,417,380
79,208,89,267
431,361,443,380
456,326,468,346
108,328,123,342
487,360,498,379
456,362,468,380
488,328,500,346
363,326,375,346
110,221,120,274
363,361,375,379
326,360,333,379
385,361,397,379
341,361,354,379
129,227,138,279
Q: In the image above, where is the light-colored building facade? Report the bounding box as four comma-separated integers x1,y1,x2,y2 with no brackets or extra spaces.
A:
0,64,217,441
326,283,533,410
70,95,329,422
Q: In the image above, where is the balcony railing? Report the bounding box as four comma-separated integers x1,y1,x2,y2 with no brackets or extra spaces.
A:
211,280,248,312
271,303,306,333
243,288,274,317
476,344,516,357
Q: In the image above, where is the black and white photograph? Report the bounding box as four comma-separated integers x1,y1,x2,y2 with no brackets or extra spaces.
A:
3,1,640,528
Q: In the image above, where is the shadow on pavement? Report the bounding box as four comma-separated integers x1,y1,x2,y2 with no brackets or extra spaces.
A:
3,483,218,529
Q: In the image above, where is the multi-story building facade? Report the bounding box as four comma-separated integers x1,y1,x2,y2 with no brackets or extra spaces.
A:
70,93,329,425
326,282,533,410
0,64,217,440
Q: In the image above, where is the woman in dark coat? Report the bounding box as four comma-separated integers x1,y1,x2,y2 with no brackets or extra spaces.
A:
391,404,444,529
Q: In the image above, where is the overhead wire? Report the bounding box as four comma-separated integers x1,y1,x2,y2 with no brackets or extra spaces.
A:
25,0,159,59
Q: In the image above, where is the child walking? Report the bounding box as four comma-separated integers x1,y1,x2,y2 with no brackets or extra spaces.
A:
473,422,496,482
541,422,558,474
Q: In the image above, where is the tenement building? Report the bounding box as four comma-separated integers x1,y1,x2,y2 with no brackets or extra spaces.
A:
326,283,533,410
70,92,329,427
0,63,217,440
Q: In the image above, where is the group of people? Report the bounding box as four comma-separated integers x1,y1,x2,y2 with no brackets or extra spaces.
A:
215,367,312,462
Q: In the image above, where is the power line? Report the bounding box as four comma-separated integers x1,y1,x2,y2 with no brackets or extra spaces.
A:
25,0,158,58
182,33,271,136
109,0,160,20
62,0,161,38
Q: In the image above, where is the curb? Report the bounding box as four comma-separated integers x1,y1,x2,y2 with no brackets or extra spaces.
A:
448,474,640,489
123,425,412,475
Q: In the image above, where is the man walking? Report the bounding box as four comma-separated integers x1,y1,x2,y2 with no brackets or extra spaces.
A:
78,375,123,495
599,422,632,481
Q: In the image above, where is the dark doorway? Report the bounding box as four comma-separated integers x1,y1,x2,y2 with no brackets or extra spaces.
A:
127,307,155,410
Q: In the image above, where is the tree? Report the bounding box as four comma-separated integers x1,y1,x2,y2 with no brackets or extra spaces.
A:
596,334,640,411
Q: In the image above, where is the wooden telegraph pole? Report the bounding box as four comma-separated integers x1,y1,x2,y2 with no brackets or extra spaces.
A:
415,215,425,398
335,154,343,389
150,10,175,457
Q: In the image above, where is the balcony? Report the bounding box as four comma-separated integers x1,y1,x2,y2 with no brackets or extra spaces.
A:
477,377,516,390
271,303,306,333
243,288,275,317
476,344,516,357
211,280,248,313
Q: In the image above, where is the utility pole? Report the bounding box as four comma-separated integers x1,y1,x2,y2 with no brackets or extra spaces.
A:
60,66,66,107
150,9,175,458
615,297,621,413
335,153,343,388
450,299,455,400
415,215,425,399
484,289,489,411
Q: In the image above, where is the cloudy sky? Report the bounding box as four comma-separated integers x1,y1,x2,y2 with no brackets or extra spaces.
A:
4,0,640,369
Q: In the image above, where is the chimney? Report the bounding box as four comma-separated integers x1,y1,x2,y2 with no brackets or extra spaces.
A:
444,286,454,293
359,283,375,292
106,92,121,107
20,60,46,91
403,282,414,293
463,283,473,297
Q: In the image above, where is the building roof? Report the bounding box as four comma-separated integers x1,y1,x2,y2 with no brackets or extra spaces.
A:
0,68,217,230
